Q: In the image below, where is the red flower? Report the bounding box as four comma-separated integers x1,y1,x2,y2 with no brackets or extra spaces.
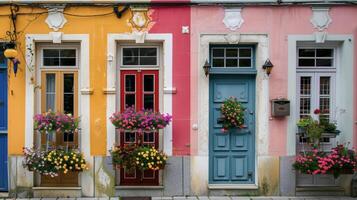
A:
314,109,321,115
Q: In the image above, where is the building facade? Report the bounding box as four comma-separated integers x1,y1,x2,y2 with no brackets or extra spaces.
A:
0,0,356,197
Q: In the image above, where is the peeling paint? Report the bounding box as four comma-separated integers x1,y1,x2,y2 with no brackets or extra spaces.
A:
95,157,115,197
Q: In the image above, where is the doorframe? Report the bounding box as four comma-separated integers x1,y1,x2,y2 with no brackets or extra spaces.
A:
106,33,174,157
194,34,269,190
0,53,9,191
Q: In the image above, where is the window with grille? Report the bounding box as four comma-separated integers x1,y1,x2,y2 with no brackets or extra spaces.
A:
296,47,336,122
211,47,253,68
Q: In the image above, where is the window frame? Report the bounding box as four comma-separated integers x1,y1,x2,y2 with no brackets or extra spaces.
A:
120,46,160,68
210,46,254,69
39,45,79,69
296,47,337,72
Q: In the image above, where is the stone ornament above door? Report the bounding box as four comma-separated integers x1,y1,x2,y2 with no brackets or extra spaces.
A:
129,6,151,31
310,7,332,31
44,4,67,31
223,7,244,31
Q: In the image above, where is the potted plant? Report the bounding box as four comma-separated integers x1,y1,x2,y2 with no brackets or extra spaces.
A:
296,109,340,145
219,96,245,133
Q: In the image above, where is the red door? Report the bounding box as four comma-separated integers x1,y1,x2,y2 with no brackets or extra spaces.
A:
118,70,160,186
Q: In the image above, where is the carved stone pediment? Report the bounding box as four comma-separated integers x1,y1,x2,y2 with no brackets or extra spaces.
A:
223,7,244,31
44,4,67,31
310,7,332,31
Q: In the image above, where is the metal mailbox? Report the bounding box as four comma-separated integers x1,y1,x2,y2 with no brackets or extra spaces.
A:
271,98,290,117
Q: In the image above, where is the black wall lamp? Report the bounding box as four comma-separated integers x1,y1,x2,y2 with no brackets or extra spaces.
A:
262,59,274,76
203,60,211,77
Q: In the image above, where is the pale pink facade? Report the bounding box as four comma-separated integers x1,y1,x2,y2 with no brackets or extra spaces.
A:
190,5,357,195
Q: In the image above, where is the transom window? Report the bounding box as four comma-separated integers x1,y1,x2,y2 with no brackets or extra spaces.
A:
122,47,158,66
211,47,253,68
42,48,77,67
298,48,334,68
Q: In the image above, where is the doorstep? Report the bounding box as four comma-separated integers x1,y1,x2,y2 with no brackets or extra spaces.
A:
0,192,8,198
32,187,81,198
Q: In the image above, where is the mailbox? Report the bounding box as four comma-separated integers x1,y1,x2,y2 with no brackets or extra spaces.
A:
271,98,290,117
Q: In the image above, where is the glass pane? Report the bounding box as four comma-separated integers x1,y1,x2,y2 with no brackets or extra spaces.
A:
144,75,154,92
46,74,56,111
239,49,252,57
144,94,154,110
140,48,157,57
316,59,332,67
298,59,315,67
320,77,330,95
300,98,311,118
44,58,59,66
43,49,59,57
123,56,139,65
60,58,76,66
316,49,333,57
300,77,311,95
125,94,135,108
239,59,251,67
125,75,135,92
123,48,139,57
63,74,74,115
140,57,157,65
144,132,154,143
299,49,315,57
212,59,224,67
226,49,238,57
63,132,74,142
319,98,330,115
124,132,136,143
212,49,224,57
226,59,238,67
64,74,74,93
60,49,76,57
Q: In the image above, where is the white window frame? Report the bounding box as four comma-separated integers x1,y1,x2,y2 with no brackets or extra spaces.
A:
296,72,336,122
39,44,80,69
120,46,160,68
297,47,336,70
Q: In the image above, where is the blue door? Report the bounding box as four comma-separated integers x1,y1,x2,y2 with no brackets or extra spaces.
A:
209,74,255,184
0,66,8,191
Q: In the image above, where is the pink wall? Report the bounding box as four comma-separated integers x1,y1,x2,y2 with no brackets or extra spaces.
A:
150,6,191,155
190,6,357,156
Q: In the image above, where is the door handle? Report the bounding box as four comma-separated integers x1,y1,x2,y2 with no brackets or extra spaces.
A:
248,171,253,180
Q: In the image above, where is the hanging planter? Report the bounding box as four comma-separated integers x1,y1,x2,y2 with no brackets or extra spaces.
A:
293,144,357,179
110,106,172,132
110,144,168,172
220,96,245,133
23,148,88,177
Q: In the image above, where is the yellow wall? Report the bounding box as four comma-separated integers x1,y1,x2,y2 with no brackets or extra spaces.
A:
1,5,132,155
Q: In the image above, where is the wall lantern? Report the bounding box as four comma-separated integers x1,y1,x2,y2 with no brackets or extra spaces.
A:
4,42,20,76
262,59,274,76
203,60,211,77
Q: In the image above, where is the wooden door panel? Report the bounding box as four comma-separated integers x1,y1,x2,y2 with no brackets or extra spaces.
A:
118,70,160,186
209,74,255,184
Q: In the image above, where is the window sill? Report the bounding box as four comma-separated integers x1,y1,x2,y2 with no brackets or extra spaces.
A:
208,184,258,190
115,185,164,190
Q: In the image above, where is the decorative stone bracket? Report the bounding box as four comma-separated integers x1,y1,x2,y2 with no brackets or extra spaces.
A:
44,4,67,31
81,88,94,95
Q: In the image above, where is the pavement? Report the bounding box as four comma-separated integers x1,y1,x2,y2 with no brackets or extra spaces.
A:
0,197,357,200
